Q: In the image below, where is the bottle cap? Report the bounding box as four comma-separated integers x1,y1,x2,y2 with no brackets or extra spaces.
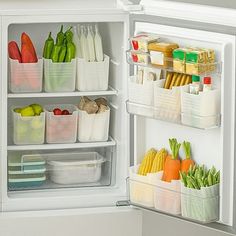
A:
192,75,200,82
204,76,211,84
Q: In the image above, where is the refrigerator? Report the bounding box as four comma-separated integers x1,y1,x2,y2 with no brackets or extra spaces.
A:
0,0,236,235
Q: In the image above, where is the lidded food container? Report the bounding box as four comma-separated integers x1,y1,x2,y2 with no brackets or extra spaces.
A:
130,34,160,52
148,42,179,68
173,48,191,73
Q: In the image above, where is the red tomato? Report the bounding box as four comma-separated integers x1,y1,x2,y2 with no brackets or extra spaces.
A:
62,109,70,115
132,40,139,50
53,108,62,115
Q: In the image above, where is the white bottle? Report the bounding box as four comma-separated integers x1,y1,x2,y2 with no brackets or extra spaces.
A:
72,26,82,58
80,25,89,61
94,24,104,62
87,25,96,62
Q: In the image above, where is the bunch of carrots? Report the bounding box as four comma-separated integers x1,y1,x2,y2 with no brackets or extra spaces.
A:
8,32,38,63
138,138,195,183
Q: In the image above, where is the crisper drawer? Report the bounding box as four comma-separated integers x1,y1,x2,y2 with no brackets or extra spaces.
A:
8,148,113,191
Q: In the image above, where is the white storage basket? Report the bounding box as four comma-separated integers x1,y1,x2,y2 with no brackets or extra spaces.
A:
9,58,43,93
76,55,109,91
44,59,76,92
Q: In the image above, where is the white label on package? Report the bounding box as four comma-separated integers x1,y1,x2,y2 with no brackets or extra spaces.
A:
150,51,164,65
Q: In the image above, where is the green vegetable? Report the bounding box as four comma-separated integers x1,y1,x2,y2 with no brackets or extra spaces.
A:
56,25,64,46
169,138,181,160
180,171,187,187
58,40,67,62
65,41,76,62
43,32,54,59
65,26,73,42
51,44,61,63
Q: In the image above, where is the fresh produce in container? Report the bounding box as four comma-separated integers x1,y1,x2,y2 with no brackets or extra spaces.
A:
8,41,22,63
181,141,195,173
150,148,168,173
43,32,54,59
137,148,157,176
21,32,38,63
162,138,181,182
14,104,44,117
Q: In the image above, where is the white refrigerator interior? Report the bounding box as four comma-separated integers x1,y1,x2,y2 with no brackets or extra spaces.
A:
0,0,235,235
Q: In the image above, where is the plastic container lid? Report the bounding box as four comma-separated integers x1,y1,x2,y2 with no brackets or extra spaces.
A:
8,154,45,167
204,76,212,84
192,75,200,82
8,176,46,183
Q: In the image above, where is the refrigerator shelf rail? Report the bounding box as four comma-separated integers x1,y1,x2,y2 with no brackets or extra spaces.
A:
127,177,219,224
126,100,221,130
7,136,116,151
126,50,222,76
8,86,118,98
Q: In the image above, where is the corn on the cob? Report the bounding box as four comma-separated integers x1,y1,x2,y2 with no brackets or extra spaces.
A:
150,148,168,173
138,148,157,175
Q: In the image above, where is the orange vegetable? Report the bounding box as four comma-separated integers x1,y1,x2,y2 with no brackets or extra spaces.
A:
162,138,181,182
181,141,195,173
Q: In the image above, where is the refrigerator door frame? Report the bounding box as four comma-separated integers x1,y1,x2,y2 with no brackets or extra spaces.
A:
127,12,236,231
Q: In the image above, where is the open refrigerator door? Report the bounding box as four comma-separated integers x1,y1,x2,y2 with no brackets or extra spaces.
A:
126,21,235,227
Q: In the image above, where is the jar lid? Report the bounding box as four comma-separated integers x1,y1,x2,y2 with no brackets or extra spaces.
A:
192,75,200,82
204,76,211,84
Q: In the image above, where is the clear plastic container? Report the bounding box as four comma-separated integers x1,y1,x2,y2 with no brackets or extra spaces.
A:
9,58,43,93
181,86,220,128
44,104,78,144
181,184,219,223
44,59,76,92
129,166,155,208
78,108,110,142
76,55,109,91
47,152,105,185
153,79,181,122
12,110,45,145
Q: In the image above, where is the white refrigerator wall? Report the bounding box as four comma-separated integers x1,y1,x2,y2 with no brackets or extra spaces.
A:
132,22,235,226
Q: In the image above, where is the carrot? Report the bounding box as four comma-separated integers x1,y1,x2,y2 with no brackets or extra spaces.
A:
162,138,181,182
181,141,195,173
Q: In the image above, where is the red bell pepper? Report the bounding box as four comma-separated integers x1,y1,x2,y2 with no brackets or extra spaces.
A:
8,41,22,63
21,32,38,63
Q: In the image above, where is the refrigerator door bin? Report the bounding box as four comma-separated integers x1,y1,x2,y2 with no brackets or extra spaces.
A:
78,108,110,142
44,58,76,92
12,110,45,145
76,55,109,91
9,58,43,93
44,104,78,144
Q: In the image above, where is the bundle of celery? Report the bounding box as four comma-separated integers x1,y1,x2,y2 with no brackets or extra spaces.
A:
180,165,220,189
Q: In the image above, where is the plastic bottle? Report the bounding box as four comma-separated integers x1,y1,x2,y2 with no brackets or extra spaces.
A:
80,25,89,61
94,24,104,62
87,25,96,62
203,76,212,92
190,75,200,95
72,26,82,58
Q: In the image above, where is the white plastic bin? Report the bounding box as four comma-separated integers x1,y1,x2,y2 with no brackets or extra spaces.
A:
44,59,76,92
45,104,78,144
76,55,109,91
150,171,181,215
181,183,219,223
9,58,43,93
153,80,181,123
12,110,45,145
129,165,155,208
47,152,105,184
78,108,110,142
181,86,220,128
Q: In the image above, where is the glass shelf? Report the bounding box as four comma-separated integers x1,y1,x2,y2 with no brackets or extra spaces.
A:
126,50,222,76
126,100,221,130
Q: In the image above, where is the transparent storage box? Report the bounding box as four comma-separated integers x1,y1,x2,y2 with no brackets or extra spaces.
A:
47,152,106,185
12,110,45,145
44,59,76,92
129,165,155,208
153,79,181,123
45,104,78,144
150,171,181,215
78,108,110,142
8,153,46,190
181,184,219,223
9,58,43,93
181,86,220,129
76,55,109,91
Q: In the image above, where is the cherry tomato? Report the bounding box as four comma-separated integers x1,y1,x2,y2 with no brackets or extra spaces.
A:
53,108,62,115
62,109,70,115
